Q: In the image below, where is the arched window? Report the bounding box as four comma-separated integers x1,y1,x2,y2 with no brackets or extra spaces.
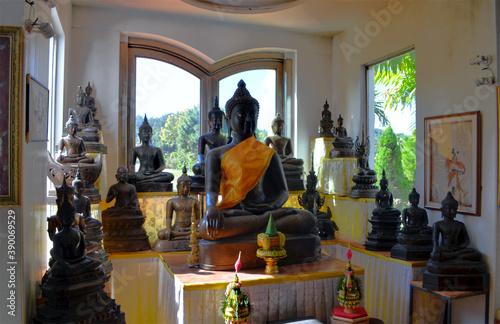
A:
120,35,292,175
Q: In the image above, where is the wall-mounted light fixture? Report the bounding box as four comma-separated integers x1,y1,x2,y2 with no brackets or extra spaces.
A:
24,0,55,39
469,55,495,87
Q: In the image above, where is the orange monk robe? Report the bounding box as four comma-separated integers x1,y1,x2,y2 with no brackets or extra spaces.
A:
217,136,275,209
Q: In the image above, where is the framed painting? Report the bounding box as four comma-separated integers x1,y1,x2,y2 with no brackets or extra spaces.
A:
26,74,49,142
424,111,481,215
0,26,22,205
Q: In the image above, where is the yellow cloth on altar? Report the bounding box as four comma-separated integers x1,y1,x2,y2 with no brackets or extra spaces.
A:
218,136,275,209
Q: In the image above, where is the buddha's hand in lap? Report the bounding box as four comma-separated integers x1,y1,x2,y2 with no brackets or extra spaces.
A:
206,205,224,239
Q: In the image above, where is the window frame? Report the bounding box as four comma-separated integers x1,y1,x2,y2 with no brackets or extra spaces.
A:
119,35,291,169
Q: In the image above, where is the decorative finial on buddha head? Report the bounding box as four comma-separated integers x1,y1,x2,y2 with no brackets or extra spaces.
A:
225,79,260,119
65,114,78,129
208,96,225,120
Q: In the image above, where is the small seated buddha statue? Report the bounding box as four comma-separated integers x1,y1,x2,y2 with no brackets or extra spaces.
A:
35,186,125,323
318,100,334,137
129,115,174,192
68,86,97,132
56,115,95,164
153,167,201,252
298,168,338,240
349,132,378,198
330,114,355,158
264,113,305,190
423,192,488,291
198,80,318,270
84,81,97,117
102,166,150,252
191,97,228,190
391,188,433,260
365,171,401,251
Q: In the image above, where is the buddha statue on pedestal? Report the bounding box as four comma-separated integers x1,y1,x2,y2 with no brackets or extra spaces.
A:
34,186,125,324
349,132,378,198
69,86,94,128
48,115,103,203
264,113,305,190
423,192,488,291
129,115,174,192
318,100,334,137
153,167,201,252
391,188,433,260
72,170,112,274
56,115,94,164
329,114,355,158
191,97,228,191
102,166,151,252
298,168,338,241
198,80,318,270
365,170,401,251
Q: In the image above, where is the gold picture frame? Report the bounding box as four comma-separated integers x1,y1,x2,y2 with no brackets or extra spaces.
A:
424,111,481,215
0,26,22,205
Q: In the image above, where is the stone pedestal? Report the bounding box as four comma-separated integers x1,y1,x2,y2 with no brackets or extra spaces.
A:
365,208,402,251
390,233,433,261
423,271,489,291
199,234,319,271
319,157,357,196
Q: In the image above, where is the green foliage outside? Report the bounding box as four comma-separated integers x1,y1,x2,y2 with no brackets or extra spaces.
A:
373,51,416,206
374,126,412,209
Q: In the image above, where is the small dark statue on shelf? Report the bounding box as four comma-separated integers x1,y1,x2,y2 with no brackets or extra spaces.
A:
191,97,228,191
318,100,334,137
298,168,338,241
129,115,174,192
198,80,317,270
34,186,125,324
153,167,201,252
364,170,402,251
102,166,151,253
391,188,433,261
349,131,378,198
329,114,355,158
423,192,488,291
264,113,305,190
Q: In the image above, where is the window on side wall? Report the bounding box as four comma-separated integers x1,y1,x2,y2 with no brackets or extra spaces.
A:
366,49,416,209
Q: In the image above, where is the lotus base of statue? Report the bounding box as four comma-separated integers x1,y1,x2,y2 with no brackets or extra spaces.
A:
365,207,401,251
47,151,103,203
349,174,378,199
390,233,433,261
199,234,318,271
152,239,190,252
329,140,355,158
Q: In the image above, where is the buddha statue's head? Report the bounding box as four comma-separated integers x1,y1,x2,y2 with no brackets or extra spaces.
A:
177,166,192,195
409,188,420,206
65,115,78,135
116,166,130,183
138,115,153,143
225,80,260,138
72,168,85,196
338,114,344,126
271,113,284,136
74,86,86,106
208,97,225,133
441,191,458,219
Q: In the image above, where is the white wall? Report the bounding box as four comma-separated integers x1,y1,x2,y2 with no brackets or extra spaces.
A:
69,6,333,188
333,0,498,320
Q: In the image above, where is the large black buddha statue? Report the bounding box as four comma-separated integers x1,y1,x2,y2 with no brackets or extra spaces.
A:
34,187,125,323
364,171,401,251
264,113,305,190
198,80,318,270
423,192,488,291
391,188,433,260
129,115,174,192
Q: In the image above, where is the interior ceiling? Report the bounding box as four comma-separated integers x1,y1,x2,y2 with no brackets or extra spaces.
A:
72,0,391,37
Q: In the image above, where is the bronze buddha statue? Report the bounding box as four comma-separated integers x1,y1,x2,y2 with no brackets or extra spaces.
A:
198,80,318,270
